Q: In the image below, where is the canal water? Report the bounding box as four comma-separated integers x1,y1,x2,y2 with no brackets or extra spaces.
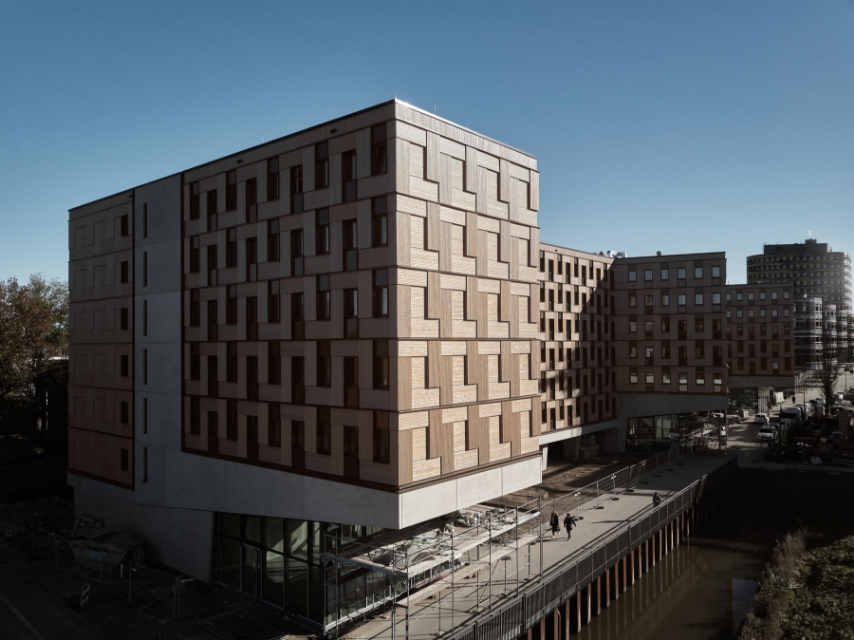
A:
574,537,767,640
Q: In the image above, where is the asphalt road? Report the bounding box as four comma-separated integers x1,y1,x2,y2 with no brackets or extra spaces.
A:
0,545,101,640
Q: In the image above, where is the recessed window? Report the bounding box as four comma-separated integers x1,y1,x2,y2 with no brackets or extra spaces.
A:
628,267,637,282
316,275,331,321
373,269,389,317
142,251,148,287
268,404,281,447
712,266,720,278
189,182,200,219
120,214,129,237
316,341,331,387
267,157,280,201
371,124,388,176
120,261,129,284
677,268,686,280
372,197,388,246
226,170,237,211
315,209,330,255
316,407,331,455
120,307,129,331
314,142,329,190
342,149,357,203
120,401,129,424
267,219,280,262
120,354,129,377
373,411,390,463
268,281,281,323
373,340,389,389
290,164,303,213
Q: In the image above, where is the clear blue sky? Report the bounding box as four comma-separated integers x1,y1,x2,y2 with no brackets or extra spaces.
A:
1,1,852,286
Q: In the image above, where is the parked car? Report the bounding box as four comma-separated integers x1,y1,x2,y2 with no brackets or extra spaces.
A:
726,415,741,425
757,426,777,442
754,413,769,425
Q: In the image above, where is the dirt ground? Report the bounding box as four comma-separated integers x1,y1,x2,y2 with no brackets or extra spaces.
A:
485,453,652,510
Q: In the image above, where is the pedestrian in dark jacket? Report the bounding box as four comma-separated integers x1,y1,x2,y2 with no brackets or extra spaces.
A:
652,492,661,508
550,510,559,537
563,513,576,540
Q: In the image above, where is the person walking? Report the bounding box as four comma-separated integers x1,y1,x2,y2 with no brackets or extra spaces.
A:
549,510,559,538
652,492,661,508
563,512,576,540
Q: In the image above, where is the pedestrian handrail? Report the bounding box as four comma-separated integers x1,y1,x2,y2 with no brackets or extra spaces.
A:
440,456,736,640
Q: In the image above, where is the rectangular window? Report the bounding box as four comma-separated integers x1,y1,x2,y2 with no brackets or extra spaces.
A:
226,285,237,325
679,373,688,392
268,281,280,323
190,237,200,273
628,294,637,308
317,341,331,387
314,141,329,190
343,219,358,272
342,149,357,203
712,292,721,304
373,269,389,317
267,157,280,201
315,209,330,255
373,340,389,389
290,164,303,213
120,214,129,237
712,265,721,278
644,269,653,282
677,268,686,280
190,343,200,380
290,229,303,276
372,196,388,246
226,169,237,211
677,293,686,306
344,288,358,319
120,261,129,284
227,342,237,383
266,405,281,448
629,368,638,384
268,341,281,385
142,397,147,434
226,229,237,268
245,178,257,222
371,124,388,176
120,448,129,472
207,189,218,227
143,349,148,385
267,219,280,261
694,293,703,305
189,182,200,219
142,300,148,335
120,401,129,424
316,407,331,455
373,411,390,463
694,266,703,279
316,275,331,320
662,368,671,385
142,447,148,483
226,400,238,441
628,267,637,282
661,266,669,280
140,205,147,239
142,251,148,287
120,307,129,331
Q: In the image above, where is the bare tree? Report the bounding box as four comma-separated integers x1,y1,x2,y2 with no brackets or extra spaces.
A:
805,322,840,402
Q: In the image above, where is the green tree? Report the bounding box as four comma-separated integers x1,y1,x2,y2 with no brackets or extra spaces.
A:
0,274,68,401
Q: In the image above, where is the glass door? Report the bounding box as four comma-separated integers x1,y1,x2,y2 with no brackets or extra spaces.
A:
242,545,260,597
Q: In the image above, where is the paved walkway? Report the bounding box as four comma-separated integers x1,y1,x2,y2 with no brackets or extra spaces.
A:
345,452,730,640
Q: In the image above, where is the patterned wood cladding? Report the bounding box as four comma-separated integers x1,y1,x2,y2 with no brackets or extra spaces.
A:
180,102,541,490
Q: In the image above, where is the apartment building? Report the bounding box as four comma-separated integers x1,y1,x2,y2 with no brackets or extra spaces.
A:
69,100,544,626
69,100,791,630
747,238,853,364
725,284,795,411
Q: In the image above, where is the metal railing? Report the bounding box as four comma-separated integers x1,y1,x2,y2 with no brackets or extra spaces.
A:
441,458,737,640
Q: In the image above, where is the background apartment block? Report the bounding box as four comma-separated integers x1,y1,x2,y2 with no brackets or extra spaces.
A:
748,238,852,364
725,283,795,410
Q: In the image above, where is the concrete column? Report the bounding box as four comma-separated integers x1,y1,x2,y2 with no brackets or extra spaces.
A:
604,569,611,608
629,549,636,585
553,607,560,640
594,576,601,616
622,556,628,593
651,536,656,567
571,592,581,633
527,625,533,640
563,599,570,640
646,539,651,571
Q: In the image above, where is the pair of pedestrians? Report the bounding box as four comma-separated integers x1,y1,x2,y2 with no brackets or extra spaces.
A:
549,510,577,540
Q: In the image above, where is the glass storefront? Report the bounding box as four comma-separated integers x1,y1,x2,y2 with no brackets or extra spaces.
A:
211,514,386,630
625,413,706,450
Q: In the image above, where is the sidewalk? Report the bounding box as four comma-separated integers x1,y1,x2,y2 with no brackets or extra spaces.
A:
345,452,729,640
